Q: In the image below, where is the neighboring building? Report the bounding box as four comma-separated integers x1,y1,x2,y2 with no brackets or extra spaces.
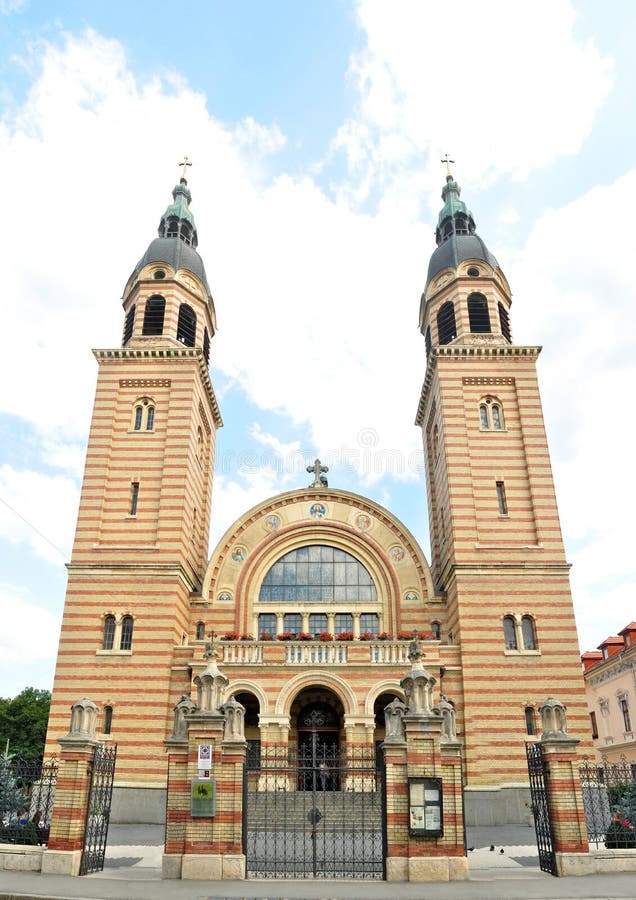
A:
582,622,636,763
44,166,590,827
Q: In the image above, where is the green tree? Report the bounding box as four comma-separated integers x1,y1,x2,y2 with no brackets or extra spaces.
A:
0,688,51,760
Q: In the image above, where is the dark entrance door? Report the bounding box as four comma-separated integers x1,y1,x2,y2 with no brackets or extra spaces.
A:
298,731,339,790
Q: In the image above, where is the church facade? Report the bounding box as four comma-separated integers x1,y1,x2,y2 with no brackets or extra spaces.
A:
44,166,590,827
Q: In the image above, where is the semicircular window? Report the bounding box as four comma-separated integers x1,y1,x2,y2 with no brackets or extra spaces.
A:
259,545,378,603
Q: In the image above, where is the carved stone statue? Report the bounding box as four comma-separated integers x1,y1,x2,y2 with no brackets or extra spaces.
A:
67,698,98,738
171,694,197,740
539,697,569,739
436,693,457,743
221,696,246,742
384,698,407,742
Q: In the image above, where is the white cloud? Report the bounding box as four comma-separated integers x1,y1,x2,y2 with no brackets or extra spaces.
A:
497,208,520,226
336,0,613,206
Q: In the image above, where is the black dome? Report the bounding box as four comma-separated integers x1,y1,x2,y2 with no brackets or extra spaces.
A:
135,237,212,296
426,233,499,291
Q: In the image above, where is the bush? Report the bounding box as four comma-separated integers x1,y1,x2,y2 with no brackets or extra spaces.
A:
605,814,636,849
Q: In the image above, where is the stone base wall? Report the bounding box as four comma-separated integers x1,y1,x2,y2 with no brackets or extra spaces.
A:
0,843,44,872
464,786,532,826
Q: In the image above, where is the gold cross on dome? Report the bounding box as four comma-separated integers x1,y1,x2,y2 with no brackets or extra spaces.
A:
178,155,192,180
441,153,455,177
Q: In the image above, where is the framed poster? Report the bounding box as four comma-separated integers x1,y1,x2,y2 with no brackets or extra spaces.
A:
191,778,216,817
408,777,443,837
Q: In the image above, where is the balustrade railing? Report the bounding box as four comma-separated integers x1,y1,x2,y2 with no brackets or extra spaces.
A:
218,639,426,665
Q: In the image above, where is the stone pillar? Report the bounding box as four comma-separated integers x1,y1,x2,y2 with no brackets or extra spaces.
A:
538,698,590,875
384,641,468,883
162,696,197,879
353,612,361,638
43,699,98,876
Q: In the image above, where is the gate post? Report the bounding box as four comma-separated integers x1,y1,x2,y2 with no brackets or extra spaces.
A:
42,699,98,876
538,698,590,876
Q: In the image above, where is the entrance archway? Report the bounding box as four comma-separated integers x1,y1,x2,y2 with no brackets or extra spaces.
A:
291,688,343,791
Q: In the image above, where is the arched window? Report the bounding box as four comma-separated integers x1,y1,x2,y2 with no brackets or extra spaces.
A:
166,217,178,238
146,406,155,430
122,304,135,346
103,705,113,735
177,304,197,346
103,615,116,650
468,293,491,333
425,326,432,357
479,405,489,429
491,405,502,430
131,399,155,432
181,222,192,245
203,327,210,365
120,615,134,651
431,621,441,640
478,397,505,430
258,613,277,639
196,622,205,641
142,295,165,335
503,616,517,650
498,302,511,342
134,406,143,431
196,426,203,462
259,545,377,603
525,707,535,736
437,301,457,345
433,424,440,459
521,616,537,650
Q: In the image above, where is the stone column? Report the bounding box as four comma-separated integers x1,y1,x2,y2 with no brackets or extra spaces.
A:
382,699,409,883
162,696,196,879
43,699,98,876
538,698,590,876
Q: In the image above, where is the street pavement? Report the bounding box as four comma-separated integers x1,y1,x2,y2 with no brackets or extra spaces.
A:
2,824,636,899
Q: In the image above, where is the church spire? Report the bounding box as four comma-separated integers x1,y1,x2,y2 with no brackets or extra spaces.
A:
157,157,198,248
435,161,476,246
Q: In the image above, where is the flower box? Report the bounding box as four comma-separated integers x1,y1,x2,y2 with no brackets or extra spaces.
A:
397,630,429,640
222,632,239,641
318,632,333,642
377,632,393,641
260,632,273,641
277,632,296,641
240,634,254,641
336,632,354,641
358,632,374,641
297,632,312,641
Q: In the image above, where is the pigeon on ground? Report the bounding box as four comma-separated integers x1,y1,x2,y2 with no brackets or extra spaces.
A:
489,844,495,851
500,848,504,854
467,846,475,851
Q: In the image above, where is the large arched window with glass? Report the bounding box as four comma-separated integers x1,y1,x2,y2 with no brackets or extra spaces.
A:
142,296,165,335
177,303,197,346
503,615,517,650
120,615,134,650
103,615,116,650
521,615,537,650
259,545,378,603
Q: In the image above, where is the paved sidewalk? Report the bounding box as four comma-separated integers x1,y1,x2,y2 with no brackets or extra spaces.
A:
2,825,635,900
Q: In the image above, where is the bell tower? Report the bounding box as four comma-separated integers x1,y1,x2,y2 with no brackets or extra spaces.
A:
45,165,222,818
415,164,589,821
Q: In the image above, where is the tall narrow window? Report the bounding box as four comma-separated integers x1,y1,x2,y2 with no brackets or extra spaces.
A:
258,613,277,639
425,326,432,357
360,613,379,635
620,698,632,732
196,622,205,641
468,293,491,333
335,613,353,634
177,304,197,346
496,481,507,515
130,482,140,516
525,707,535,736
479,405,489,429
142,295,165,335
503,616,517,650
103,615,116,650
146,406,155,430
498,302,511,342
431,621,441,640
283,613,302,635
120,615,134,651
134,406,143,431
122,305,135,346
437,301,457,345
203,328,210,365
521,616,537,650
103,705,113,735
590,711,598,739
491,405,502,429
433,424,440,459
309,613,327,636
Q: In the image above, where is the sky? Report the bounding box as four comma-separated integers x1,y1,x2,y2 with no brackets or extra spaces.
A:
0,0,634,699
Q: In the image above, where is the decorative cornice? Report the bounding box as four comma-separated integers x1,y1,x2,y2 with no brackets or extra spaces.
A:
415,345,542,425
94,347,223,428
119,379,172,388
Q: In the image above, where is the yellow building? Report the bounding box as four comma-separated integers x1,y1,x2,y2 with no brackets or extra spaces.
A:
582,622,636,763
45,168,590,826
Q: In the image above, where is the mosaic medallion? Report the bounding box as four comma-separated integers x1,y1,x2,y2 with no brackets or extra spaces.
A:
405,591,419,602
309,503,327,519
231,546,246,562
389,545,405,562
264,514,281,531
218,592,232,602
356,514,372,532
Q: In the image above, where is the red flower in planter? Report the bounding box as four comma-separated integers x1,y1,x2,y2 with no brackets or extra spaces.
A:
222,631,239,641
260,632,273,641
297,632,312,641
277,632,296,641
240,634,254,641
358,632,374,641
336,632,354,641
318,631,333,642
377,632,393,641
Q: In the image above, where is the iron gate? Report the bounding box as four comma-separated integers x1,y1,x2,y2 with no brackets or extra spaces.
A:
526,741,557,876
243,739,386,879
79,744,117,875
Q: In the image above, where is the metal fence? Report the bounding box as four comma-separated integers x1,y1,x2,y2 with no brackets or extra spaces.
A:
580,755,636,849
0,755,58,846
